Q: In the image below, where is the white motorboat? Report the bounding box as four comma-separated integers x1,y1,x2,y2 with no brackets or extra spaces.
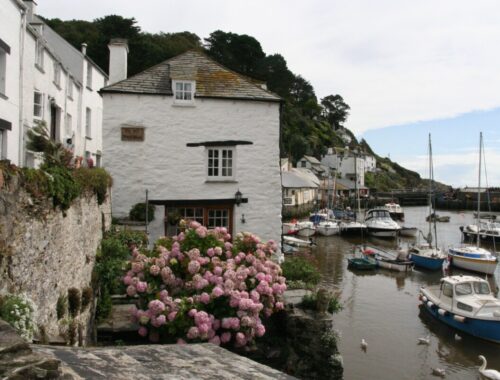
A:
384,202,404,221
296,221,316,237
316,220,340,236
419,275,500,343
461,221,500,244
364,208,402,238
400,227,418,237
283,235,314,248
449,133,498,275
339,220,367,236
448,245,498,275
282,222,299,235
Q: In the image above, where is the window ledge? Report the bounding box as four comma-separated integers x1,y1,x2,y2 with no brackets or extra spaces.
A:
86,86,93,91
85,136,92,140
0,93,7,100
35,64,45,73
68,95,73,101
172,102,196,107
205,180,238,184
53,82,62,90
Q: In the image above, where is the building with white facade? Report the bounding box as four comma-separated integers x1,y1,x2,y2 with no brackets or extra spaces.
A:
321,147,377,187
101,47,282,243
0,0,106,167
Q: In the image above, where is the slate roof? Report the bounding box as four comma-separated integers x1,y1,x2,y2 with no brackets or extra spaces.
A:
282,169,319,189
101,50,281,102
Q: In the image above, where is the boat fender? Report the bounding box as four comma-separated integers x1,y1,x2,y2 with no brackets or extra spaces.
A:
422,296,428,302
453,315,466,323
438,308,447,316
427,301,434,308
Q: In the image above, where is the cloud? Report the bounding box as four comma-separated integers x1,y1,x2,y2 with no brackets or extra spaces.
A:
37,0,500,135
396,148,500,187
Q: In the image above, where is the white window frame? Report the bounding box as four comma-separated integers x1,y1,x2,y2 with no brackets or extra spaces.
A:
67,77,73,99
173,80,195,105
0,129,6,160
86,63,92,90
206,147,235,181
85,107,91,138
53,62,61,87
65,113,72,137
35,40,44,69
33,91,43,119
0,45,7,96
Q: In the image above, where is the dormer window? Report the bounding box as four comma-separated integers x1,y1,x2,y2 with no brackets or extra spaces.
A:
173,80,195,104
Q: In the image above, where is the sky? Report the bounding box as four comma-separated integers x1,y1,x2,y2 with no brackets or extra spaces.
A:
37,0,500,187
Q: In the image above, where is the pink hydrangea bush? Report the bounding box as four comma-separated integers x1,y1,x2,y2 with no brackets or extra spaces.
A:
123,221,286,347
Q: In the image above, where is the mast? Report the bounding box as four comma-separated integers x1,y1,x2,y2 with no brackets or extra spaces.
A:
477,132,482,248
427,134,433,246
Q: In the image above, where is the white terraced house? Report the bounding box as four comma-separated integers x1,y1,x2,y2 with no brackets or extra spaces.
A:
101,45,282,243
0,0,106,167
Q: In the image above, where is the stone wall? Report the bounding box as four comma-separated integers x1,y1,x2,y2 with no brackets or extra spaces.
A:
0,175,111,343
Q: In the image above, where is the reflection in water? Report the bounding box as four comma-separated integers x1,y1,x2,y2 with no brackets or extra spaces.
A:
302,206,500,380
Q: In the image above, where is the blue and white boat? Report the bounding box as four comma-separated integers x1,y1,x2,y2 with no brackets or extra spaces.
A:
420,275,500,344
409,244,446,271
408,134,447,271
448,245,498,275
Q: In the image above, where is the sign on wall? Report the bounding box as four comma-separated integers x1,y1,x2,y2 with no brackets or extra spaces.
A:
121,126,145,141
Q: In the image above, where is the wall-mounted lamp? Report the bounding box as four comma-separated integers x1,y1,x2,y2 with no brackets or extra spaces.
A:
235,189,242,206
241,213,246,224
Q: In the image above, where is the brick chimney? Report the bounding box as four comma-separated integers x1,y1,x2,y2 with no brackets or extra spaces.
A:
108,38,128,85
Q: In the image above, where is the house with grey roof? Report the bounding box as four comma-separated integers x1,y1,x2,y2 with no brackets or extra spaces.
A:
282,168,319,217
0,0,107,166
101,46,282,243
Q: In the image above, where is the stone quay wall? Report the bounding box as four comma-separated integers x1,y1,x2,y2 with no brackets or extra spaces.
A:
0,175,111,343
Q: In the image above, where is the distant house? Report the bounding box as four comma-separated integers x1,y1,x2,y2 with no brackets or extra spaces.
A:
321,147,376,187
282,169,318,216
0,0,106,166
297,155,327,178
101,47,282,242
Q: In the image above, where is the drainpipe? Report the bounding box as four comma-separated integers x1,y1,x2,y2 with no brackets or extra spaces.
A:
18,7,26,166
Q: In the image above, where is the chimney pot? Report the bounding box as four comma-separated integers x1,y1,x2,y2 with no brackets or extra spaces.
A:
108,39,129,85
81,43,87,55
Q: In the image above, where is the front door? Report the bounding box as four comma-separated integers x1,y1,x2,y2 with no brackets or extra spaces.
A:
50,103,58,141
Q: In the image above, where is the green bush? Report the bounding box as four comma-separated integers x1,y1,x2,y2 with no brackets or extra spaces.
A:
94,228,147,321
0,294,36,341
45,166,80,210
56,294,67,320
73,168,112,205
67,288,81,318
282,256,321,286
129,202,155,222
301,292,343,314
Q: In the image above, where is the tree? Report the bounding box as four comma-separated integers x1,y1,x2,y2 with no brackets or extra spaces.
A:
320,94,350,130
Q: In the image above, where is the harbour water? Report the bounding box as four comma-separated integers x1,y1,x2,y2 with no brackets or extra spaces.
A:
309,206,500,379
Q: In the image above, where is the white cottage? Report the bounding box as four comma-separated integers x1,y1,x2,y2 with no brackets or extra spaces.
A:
101,47,282,243
0,0,107,167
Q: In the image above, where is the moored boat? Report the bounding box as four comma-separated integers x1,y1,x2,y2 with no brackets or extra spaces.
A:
473,211,497,220
400,226,418,237
460,222,500,244
282,222,299,235
283,235,314,248
296,221,316,237
419,275,500,344
426,213,450,222
409,244,446,271
448,245,498,275
364,208,402,238
358,245,413,272
347,256,378,270
339,220,367,236
316,220,340,236
384,202,405,221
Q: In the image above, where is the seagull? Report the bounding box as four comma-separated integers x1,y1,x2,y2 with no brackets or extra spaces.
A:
417,335,430,345
432,368,446,377
454,333,462,341
360,338,368,351
478,355,500,380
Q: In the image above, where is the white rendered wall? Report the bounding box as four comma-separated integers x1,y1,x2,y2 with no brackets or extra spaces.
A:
103,94,282,243
0,0,22,164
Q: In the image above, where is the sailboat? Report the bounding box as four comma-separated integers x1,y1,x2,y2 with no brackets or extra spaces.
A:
448,133,498,275
408,135,447,270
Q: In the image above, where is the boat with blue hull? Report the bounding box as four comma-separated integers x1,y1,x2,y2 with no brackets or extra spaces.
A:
409,246,445,270
419,275,500,344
